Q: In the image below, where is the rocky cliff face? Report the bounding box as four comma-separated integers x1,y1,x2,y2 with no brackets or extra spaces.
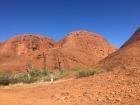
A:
121,27,140,48
56,31,116,69
0,34,54,56
0,31,116,72
99,28,140,71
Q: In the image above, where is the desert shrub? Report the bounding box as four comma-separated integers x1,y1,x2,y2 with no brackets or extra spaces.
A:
41,69,50,76
24,69,50,83
0,67,106,86
52,70,66,80
0,73,11,85
77,70,96,78
0,70,40,85
0,69,67,86
0,72,18,85
29,69,42,77
14,73,31,83
77,67,107,78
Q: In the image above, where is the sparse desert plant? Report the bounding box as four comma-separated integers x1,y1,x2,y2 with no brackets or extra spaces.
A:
0,72,19,85
0,67,106,86
14,73,32,83
0,69,67,86
0,72,12,85
52,70,66,80
76,67,106,78
77,70,96,78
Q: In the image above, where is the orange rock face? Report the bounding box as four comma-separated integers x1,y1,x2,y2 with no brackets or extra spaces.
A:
99,27,140,71
0,34,54,56
56,31,116,69
0,34,55,72
0,31,116,72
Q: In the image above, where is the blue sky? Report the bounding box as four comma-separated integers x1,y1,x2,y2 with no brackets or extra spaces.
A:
0,0,140,48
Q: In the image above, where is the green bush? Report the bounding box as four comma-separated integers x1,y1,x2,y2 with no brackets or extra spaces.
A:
52,70,66,80
77,70,96,78
0,72,18,85
0,69,67,86
76,68,107,78
0,67,106,86
0,73,11,85
14,73,35,83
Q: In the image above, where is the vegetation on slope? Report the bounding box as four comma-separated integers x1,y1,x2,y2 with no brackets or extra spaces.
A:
0,67,106,86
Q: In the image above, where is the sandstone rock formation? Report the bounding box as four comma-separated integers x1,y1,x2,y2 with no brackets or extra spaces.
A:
0,34,55,72
0,30,140,105
57,31,116,69
0,31,116,72
0,34,55,56
99,27,140,71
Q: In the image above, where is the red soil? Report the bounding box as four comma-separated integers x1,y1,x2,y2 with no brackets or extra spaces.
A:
0,69,139,105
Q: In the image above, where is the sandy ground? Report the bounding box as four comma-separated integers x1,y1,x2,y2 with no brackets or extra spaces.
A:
0,70,140,105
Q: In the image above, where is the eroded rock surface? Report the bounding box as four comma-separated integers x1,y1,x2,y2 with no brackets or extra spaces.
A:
99,27,140,71
0,31,116,72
